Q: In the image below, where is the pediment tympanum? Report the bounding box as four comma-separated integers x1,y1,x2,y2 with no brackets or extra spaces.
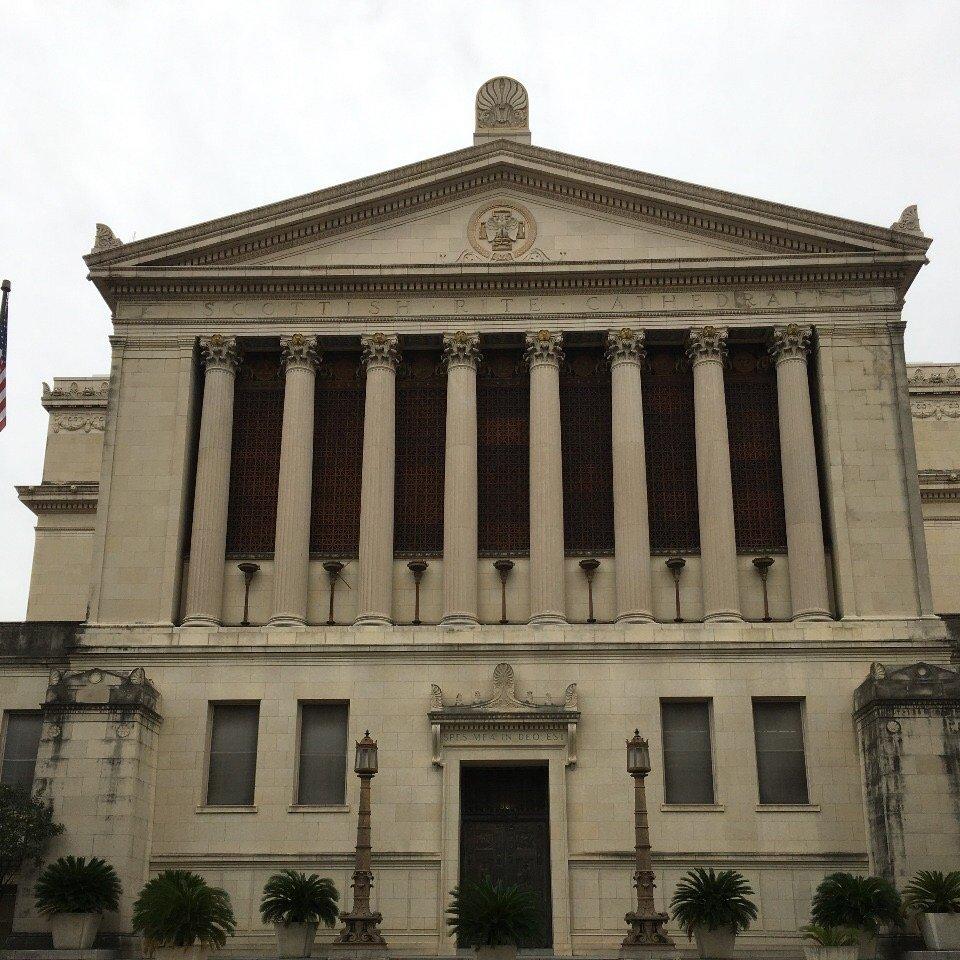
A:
428,662,580,767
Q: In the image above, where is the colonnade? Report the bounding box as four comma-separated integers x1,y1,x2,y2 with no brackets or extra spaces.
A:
181,323,830,628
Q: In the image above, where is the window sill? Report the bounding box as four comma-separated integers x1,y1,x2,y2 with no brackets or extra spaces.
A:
660,803,725,813
195,804,258,814
755,803,820,813
287,804,350,814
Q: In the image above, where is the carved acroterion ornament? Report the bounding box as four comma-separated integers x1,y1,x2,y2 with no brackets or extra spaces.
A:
474,76,531,144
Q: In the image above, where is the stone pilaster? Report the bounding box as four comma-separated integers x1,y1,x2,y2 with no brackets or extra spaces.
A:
270,335,321,626
770,324,831,621
355,333,400,626
441,332,481,625
182,335,240,626
607,328,654,623
525,330,566,624
687,326,742,622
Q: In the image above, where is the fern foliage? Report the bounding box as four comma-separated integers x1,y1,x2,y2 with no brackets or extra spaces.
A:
259,870,339,926
34,856,122,916
132,870,236,948
801,924,860,946
810,873,902,933
904,871,960,915
669,868,758,938
446,878,541,947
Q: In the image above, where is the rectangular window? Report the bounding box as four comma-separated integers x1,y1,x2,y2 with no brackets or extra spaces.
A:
661,701,714,804
1,712,43,789
206,703,259,806
753,700,809,804
297,703,349,805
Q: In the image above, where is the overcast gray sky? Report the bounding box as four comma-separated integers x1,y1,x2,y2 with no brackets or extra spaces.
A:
1,1,958,619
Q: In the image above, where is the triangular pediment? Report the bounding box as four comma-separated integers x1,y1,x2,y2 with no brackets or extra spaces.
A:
85,140,930,299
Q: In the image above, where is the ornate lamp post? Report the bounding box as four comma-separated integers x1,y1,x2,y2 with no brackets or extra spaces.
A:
752,556,774,622
665,557,685,623
621,730,674,957
494,559,514,624
237,562,260,626
578,558,600,623
407,560,428,625
323,560,345,625
334,732,387,950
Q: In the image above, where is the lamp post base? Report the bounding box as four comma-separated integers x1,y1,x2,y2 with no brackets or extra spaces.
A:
331,908,387,951
620,910,675,958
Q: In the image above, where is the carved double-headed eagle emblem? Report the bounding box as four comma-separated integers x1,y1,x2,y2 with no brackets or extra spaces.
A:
467,201,537,261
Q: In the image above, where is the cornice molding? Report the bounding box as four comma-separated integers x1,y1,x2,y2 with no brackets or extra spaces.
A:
919,469,960,502
17,482,99,515
41,378,109,411
908,364,960,395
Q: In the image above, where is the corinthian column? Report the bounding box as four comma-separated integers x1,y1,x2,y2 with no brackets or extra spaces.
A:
441,332,481,625
607,328,653,623
771,324,831,620
525,329,566,624
269,335,321,626
687,326,742,622
183,335,241,626
355,333,399,626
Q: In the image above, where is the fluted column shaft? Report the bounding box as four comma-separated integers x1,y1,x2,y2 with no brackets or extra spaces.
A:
183,335,241,626
441,332,481,625
355,334,399,626
688,326,742,622
270,335,321,626
607,328,653,622
772,324,831,620
526,330,566,624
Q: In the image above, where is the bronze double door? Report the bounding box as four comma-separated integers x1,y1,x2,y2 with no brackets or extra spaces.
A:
459,764,553,948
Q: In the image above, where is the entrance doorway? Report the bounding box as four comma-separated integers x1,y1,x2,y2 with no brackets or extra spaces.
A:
459,764,552,948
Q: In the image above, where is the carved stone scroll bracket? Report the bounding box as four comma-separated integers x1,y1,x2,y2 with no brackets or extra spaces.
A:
429,663,580,767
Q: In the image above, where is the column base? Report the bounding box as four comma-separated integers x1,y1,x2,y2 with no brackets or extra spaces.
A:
353,615,393,627
703,611,744,623
616,612,655,624
792,609,832,622
180,616,221,628
528,612,568,625
267,615,306,627
440,614,480,627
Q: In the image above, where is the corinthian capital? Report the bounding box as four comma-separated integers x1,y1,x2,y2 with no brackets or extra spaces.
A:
199,334,241,372
442,331,481,369
770,323,812,364
524,329,564,367
606,327,646,366
360,332,400,370
686,325,728,364
280,334,321,371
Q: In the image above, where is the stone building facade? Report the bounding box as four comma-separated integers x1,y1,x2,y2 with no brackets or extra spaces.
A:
2,78,959,955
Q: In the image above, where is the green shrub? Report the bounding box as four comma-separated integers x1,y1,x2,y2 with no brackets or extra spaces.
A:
669,868,758,938
903,871,960,915
34,856,121,916
810,873,902,933
801,924,860,946
259,870,339,926
0,786,63,888
446,877,540,947
132,870,235,948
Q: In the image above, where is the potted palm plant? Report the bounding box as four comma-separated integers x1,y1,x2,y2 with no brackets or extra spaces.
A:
259,870,339,958
669,867,758,959
904,870,960,950
132,869,236,960
34,855,122,949
446,877,541,960
801,924,860,960
810,873,902,960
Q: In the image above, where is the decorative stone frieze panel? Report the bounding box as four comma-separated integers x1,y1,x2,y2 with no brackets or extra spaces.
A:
17,481,99,515
428,663,580,767
41,378,109,411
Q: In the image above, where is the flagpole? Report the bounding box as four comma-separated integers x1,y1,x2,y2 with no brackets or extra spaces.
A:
0,279,10,434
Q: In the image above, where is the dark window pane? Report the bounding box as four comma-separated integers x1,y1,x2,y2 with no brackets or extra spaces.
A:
298,703,349,805
643,348,699,553
395,351,446,555
561,345,613,555
478,347,529,555
661,701,714,804
753,700,809,804
1,713,43,790
225,353,284,555
207,704,259,806
724,346,787,553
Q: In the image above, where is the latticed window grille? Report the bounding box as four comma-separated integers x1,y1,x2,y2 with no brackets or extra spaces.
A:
643,347,700,553
310,352,365,558
724,345,787,553
394,350,446,555
478,346,529,555
560,344,614,554
226,352,283,556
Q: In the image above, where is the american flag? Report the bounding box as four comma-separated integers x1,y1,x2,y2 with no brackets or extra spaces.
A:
0,280,9,433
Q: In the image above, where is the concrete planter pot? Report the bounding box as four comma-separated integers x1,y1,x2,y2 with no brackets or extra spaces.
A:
856,932,876,960
919,912,960,950
803,946,859,960
692,926,736,959
49,912,101,950
475,946,518,960
152,946,211,960
275,921,318,958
